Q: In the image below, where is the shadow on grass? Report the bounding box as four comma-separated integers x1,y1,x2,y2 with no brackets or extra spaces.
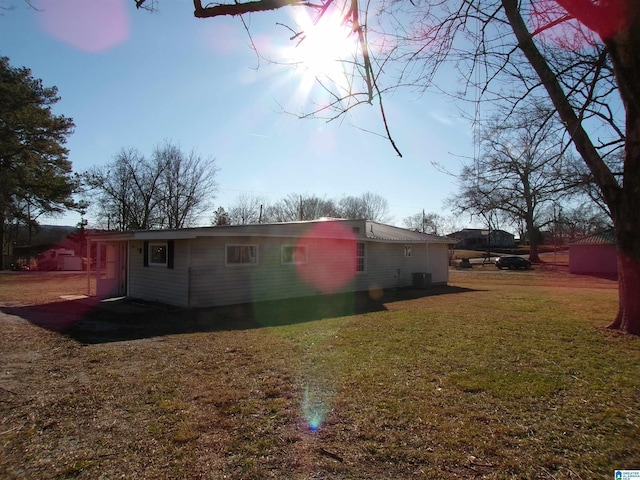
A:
1,285,476,344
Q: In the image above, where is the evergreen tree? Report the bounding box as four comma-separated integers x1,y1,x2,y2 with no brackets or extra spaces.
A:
0,57,76,269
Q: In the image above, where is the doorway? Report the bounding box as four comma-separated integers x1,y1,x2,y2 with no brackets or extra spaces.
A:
95,241,127,298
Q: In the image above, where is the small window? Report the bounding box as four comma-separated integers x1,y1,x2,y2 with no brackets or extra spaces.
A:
149,242,168,267
226,244,258,265
282,245,308,265
404,245,412,257
355,242,366,273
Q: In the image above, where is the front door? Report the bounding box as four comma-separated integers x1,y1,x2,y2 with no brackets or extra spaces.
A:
96,241,127,298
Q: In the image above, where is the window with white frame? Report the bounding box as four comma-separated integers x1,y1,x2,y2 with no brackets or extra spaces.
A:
281,244,307,265
149,242,168,267
226,244,258,265
355,242,366,273
404,245,412,257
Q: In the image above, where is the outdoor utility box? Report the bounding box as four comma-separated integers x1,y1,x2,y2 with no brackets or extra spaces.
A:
412,272,432,289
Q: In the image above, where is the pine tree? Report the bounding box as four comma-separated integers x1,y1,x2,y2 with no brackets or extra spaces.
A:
0,57,76,269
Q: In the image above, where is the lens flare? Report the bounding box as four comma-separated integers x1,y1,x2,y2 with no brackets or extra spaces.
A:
296,221,357,294
302,383,334,431
39,0,129,52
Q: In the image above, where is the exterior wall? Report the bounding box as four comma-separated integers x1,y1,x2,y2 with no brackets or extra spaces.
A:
491,230,516,248
189,236,323,308
569,244,618,276
126,235,452,308
190,238,452,307
128,240,190,307
362,242,419,290
361,242,448,289
453,229,515,249
427,243,450,284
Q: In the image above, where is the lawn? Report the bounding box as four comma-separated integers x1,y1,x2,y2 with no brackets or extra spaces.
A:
0,268,638,479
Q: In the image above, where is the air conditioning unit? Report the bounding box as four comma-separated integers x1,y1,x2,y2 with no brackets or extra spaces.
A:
412,272,432,289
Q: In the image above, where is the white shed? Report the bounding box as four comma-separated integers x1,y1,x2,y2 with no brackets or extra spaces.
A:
88,219,455,308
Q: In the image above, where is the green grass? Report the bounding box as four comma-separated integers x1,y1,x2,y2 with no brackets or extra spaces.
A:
263,281,639,478
1,271,639,479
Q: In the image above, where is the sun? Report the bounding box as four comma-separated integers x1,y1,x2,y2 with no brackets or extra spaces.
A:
281,7,361,100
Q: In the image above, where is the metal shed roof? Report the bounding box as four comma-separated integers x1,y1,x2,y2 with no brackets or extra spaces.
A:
571,228,616,245
364,221,454,244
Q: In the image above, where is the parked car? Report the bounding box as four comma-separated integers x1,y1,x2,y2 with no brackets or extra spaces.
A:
495,256,531,270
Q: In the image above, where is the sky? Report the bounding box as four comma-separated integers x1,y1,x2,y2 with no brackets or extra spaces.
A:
0,0,477,229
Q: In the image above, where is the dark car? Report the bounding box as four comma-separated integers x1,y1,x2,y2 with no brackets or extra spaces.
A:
495,256,531,270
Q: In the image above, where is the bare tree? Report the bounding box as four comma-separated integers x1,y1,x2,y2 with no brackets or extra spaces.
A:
84,143,218,230
338,192,391,222
267,193,338,222
83,147,164,230
561,203,611,242
134,0,640,332
153,141,219,229
403,211,444,235
564,150,621,221
337,195,368,220
450,103,576,262
228,193,267,225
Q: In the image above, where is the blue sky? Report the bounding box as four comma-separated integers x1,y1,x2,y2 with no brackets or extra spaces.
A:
1,0,476,228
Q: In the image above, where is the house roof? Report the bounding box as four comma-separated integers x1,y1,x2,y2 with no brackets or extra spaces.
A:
449,228,515,237
571,228,616,245
88,219,455,244
364,221,453,243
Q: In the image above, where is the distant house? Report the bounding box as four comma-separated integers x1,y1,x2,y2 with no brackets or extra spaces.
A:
88,219,456,308
569,229,617,277
448,228,515,250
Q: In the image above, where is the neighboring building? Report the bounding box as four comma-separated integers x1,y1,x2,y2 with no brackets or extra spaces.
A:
569,229,617,277
448,228,516,250
36,248,83,271
88,219,456,308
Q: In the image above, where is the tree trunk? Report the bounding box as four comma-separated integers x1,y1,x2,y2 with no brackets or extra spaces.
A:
526,218,541,263
0,211,5,270
607,111,640,333
602,3,640,334
529,241,540,264
609,252,640,334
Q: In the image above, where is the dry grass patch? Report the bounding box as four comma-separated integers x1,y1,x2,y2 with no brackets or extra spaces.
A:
1,269,639,479
0,271,93,306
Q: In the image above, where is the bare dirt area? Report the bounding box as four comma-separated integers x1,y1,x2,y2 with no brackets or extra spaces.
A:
0,269,630,479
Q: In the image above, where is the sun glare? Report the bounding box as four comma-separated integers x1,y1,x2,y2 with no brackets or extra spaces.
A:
281,8,360,101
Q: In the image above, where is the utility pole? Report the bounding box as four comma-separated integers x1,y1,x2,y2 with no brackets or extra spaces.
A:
299,195,303,221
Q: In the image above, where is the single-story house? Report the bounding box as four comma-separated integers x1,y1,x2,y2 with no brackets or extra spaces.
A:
569,228,617,277
447,228,516,250
87,218,456,308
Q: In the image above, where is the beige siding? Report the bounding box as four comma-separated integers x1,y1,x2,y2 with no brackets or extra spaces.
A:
189,236,328,307
127,236,451,308
190,237,418,307
188,238,452,307
428,243,451,284
359,242,449,289
361,242,424,289
128,240,190,307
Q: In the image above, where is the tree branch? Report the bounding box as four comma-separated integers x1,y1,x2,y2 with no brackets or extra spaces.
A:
501,0,621,216
193,0,318,18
